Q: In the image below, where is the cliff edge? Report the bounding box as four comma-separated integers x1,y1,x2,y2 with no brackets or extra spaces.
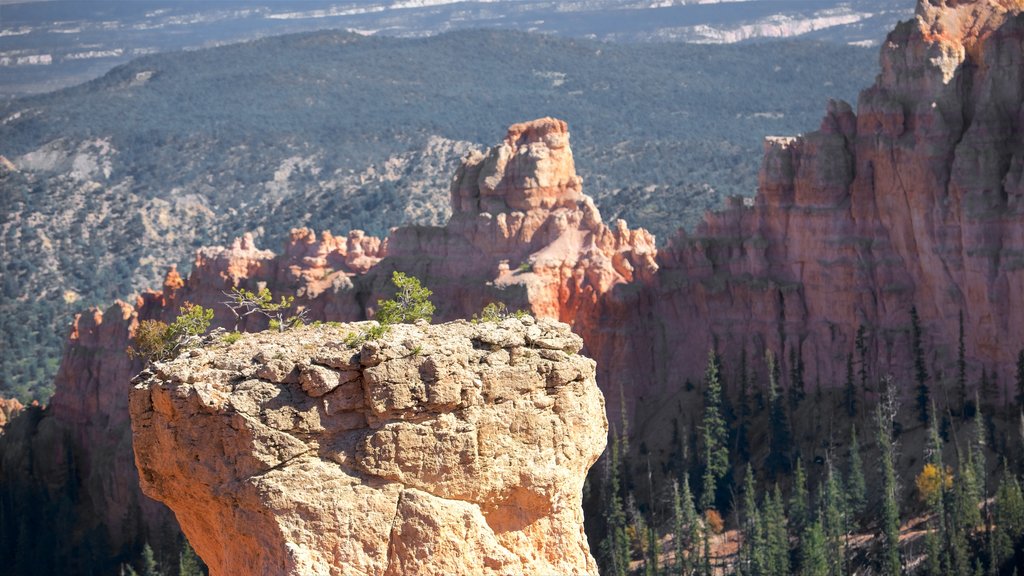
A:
129,317,606,575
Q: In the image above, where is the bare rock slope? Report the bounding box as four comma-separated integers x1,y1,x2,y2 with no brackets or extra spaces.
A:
129,317,606,576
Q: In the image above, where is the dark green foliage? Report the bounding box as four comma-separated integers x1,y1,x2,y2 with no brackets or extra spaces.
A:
800,520,829,576
911,306,930,424
789,458,809,536
992,466,1024,572
178,539,205,576
847,426,867,517
375,271,435,325
763,484,791,576
878,376,902,576
127,303,213,363
699,349,728,511
222,287,306,332
821,463,847,575
601,424,630,576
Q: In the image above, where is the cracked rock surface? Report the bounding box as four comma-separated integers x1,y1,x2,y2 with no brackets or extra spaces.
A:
129,316,606,576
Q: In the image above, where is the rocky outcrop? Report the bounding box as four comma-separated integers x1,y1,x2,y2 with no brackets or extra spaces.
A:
0,398,23,431
130,318,605,575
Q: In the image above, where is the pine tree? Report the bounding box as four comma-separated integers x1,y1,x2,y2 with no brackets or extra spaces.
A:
602,426,630,576
672,478,696,576
878,376,902,576
178,540,203,576
790,458,810,536
765,484,791,576
700,349,729,511
958,311,969,418
821,462,848,576
972,399,988,527
922,410,946,576
847,426,867,518
992,465,1024,572
800,520,829,576
141,543,160,576
741,465,760,576
911,306,930,424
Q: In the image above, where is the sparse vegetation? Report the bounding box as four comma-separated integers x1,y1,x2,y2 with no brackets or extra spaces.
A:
222,287,307,333
471,302,528,323
344,272,434,346
127,303,213,364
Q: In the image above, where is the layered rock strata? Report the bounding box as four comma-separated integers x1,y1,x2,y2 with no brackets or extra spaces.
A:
130,318,605,576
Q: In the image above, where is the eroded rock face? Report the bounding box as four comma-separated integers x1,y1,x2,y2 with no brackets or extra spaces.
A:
129,318,606,576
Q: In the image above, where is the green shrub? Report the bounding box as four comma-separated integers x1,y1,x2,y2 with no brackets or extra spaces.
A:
345,272,435,346
471,301,528,323
375,271,435,324
128,302,213,363
223,286,307,332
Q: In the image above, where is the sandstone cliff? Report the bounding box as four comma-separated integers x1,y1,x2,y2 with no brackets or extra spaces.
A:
7,2,1024,568
130,318,605,575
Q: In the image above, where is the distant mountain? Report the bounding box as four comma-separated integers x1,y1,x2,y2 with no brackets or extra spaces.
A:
0,0,912,97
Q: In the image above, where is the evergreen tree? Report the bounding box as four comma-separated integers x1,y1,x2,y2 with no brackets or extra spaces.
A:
800,520,829,576
672,478,698,576
178,540,203,576
911,306,930,424
602,426,630,576
141,543,160,576
847,426,867,518
992,465,1024,572
972,399,988,526
764,484,791,576
922,410,946,576
821,463,847,576
700,349,729,511
877,377,902,576
790,458,810,536
766,350,793,477
741,465,760,576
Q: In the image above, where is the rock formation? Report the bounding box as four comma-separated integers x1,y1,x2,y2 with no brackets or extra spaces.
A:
7,2,1024,569
0,398,23,431
130,318,605,575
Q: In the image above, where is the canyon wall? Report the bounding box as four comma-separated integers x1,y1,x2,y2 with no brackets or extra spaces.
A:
5,0,1024,570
